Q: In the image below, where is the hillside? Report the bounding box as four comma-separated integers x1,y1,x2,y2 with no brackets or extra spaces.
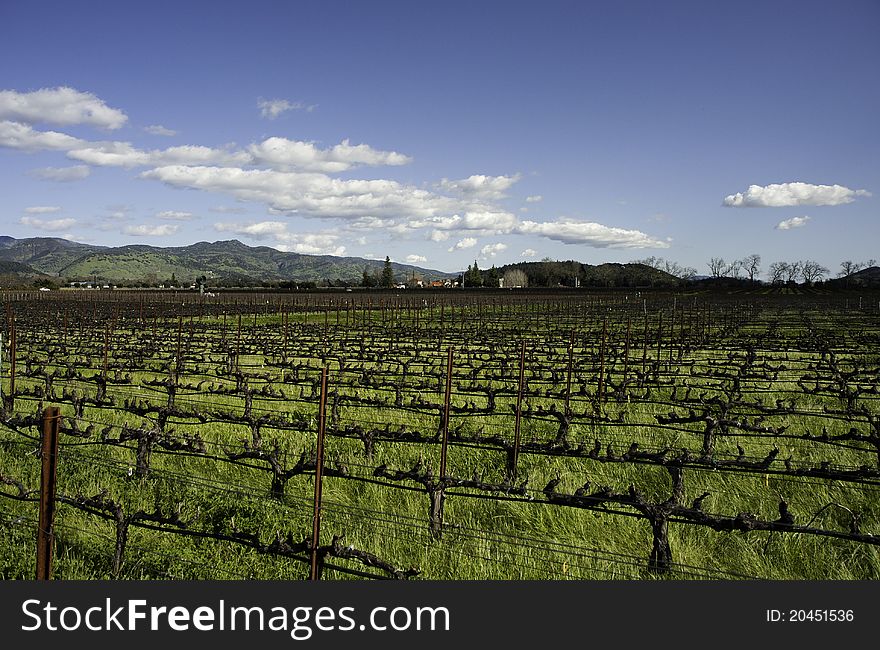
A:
827,266,880,288
0,236,453,286
484,259,679,288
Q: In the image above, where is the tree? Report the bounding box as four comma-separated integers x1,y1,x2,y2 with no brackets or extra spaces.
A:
768,262,788,284
361,266,377,288
381,256,394,288
838,260,864,278
632,256,696,280
708,257,727,278
784,260,802,284
664,260,697,281
465,261,482,287
487,265,500,288
742,254,761,283
800,260,829,284
502,268,528,288
725,259,743,279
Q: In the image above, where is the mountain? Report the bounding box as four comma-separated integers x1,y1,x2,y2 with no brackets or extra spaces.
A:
0,236,453,286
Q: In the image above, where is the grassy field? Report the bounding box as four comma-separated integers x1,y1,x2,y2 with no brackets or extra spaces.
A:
1,287,879,580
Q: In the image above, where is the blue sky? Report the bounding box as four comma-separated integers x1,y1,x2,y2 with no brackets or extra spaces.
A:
1,0,877,277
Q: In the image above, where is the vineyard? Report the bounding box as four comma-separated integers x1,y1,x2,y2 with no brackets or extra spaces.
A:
1,287,879,580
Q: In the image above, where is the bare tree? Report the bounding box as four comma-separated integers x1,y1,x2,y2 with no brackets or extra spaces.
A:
768,262,788,284
502,268,528,288
838,260,864,277
665,261,697,281
631,257,697,280
800,260,829,284
631,256,663,269
742,254,761,283
707,257,727,278
784,260,803,284
725,259,743,279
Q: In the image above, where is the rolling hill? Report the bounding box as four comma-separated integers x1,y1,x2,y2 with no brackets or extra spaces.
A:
0,236,454,286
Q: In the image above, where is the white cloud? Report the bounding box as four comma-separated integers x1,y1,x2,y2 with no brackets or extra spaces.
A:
0,87,127,129
409,210,518,234
123,224,179,236
214,221,345,256
68,142,252,168
521,248,537,257
406,254,427,264
775,215,811,230
141,165,456,220
723,182,871,207
0,120,86,152
209,205,248,214
156,210,195,221
448,237,478,252
24,206,61,214
429,230,450,242
19,216,76,231
144,124,177,136
480,243,507,259
214,221,288,238
439,174,520,200
248,137,411,172
29,165,91,181
258,98,315,119
517,220,669,248
525,195,542,203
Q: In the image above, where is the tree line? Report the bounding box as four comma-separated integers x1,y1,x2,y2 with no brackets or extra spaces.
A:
705,255,876,285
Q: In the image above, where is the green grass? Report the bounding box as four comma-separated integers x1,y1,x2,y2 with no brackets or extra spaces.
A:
1,292,879,580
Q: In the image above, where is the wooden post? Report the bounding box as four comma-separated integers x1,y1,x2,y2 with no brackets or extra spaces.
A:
309,366,329,581
36,407,61,580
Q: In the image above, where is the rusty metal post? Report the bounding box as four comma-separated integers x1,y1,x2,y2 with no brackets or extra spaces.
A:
310,366,329,581
508,340,526,483
36,406,61,580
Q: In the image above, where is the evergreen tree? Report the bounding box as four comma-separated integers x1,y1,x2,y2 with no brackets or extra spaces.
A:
361,266,376,288
381,256,394,288
465,260,482,287
488,265,500,287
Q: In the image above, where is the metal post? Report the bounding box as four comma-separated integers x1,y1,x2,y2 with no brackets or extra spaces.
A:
36,406,61,580
8,313,15,412
310,366,329,581
565,330,574,413
598,318,607,405
509,340,526,483
440,347,453,480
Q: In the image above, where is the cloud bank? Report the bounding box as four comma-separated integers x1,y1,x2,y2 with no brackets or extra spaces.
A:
0,87,127,129
723,182,870,207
